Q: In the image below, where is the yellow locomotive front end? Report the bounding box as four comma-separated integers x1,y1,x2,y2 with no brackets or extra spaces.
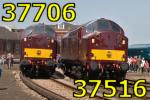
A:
20,24,57,77
85,19,129,81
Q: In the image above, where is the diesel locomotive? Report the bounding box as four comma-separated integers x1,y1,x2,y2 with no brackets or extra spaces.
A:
60,18,129,81
20,23,57,77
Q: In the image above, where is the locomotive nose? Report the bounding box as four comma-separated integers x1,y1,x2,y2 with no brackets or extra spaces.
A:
99,32,126,49
100,32,118,49
28,34,49,48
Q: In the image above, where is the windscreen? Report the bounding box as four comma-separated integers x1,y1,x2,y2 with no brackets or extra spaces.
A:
85,19,110,33
97,20,110,31
110,22,121,32
21,24,55,38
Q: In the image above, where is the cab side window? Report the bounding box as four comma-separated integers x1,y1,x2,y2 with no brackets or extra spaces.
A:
86,23,94,33
45,26,55,36
111,22,120,32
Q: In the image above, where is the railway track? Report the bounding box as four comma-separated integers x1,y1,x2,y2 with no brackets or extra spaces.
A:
51,75,112,100
128,79,150,88
20,71,111,100
20,73,69,100
20,70,150,100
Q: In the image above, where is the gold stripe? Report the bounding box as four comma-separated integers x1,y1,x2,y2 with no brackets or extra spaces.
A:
24,48,53,58
91,49,125,61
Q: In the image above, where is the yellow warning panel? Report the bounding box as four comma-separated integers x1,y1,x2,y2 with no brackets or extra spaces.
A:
91,49,125,61
24,48,53,58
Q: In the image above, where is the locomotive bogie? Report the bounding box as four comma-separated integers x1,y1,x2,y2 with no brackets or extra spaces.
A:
20,59,56,77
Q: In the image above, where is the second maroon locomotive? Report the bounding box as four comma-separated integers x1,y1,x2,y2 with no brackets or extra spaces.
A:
59,18,129,81
20,23,57,77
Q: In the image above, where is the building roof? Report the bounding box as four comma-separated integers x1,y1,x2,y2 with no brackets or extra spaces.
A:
0,26,21,40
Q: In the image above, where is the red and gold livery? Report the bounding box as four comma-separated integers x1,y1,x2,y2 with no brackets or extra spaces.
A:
60,18,129,81
20,23,57,77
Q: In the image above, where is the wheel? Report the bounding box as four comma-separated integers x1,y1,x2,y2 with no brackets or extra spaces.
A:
121,62,129,72
64,65,71,76
20,65,25,74
82,71,89,82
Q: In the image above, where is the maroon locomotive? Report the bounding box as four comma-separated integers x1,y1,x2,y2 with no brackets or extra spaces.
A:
20,23,57,77
60,18,129,81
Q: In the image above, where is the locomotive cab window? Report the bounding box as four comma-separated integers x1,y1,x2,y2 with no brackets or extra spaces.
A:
34,25,45,33
97,20,109,31
22,27,33,38
111,22,120,32
23,24,55,37
45,26,56,37
86,23,94,33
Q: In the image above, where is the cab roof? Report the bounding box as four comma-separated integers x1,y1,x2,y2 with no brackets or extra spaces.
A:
21,23,55,38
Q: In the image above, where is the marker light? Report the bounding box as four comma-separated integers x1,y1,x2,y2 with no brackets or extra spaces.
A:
91,38,95,44
51,39,54,43
122,40,126,44
24,38,27,42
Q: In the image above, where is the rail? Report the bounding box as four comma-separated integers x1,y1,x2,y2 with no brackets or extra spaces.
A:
20,73,69,100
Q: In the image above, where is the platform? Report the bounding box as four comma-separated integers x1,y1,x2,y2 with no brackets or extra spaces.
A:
0,64,42,100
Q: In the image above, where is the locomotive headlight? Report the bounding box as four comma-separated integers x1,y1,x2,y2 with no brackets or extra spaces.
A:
51,39,54,43
91,38,95,44
24,38,27,42
122,40,126,44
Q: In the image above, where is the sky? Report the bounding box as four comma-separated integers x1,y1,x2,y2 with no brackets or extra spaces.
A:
0,0,150,45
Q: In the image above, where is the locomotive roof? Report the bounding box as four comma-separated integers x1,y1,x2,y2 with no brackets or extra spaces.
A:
63,25,83,38
21,23,56,38
129,44,150,49
63,18,124,39
84,18,124,38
